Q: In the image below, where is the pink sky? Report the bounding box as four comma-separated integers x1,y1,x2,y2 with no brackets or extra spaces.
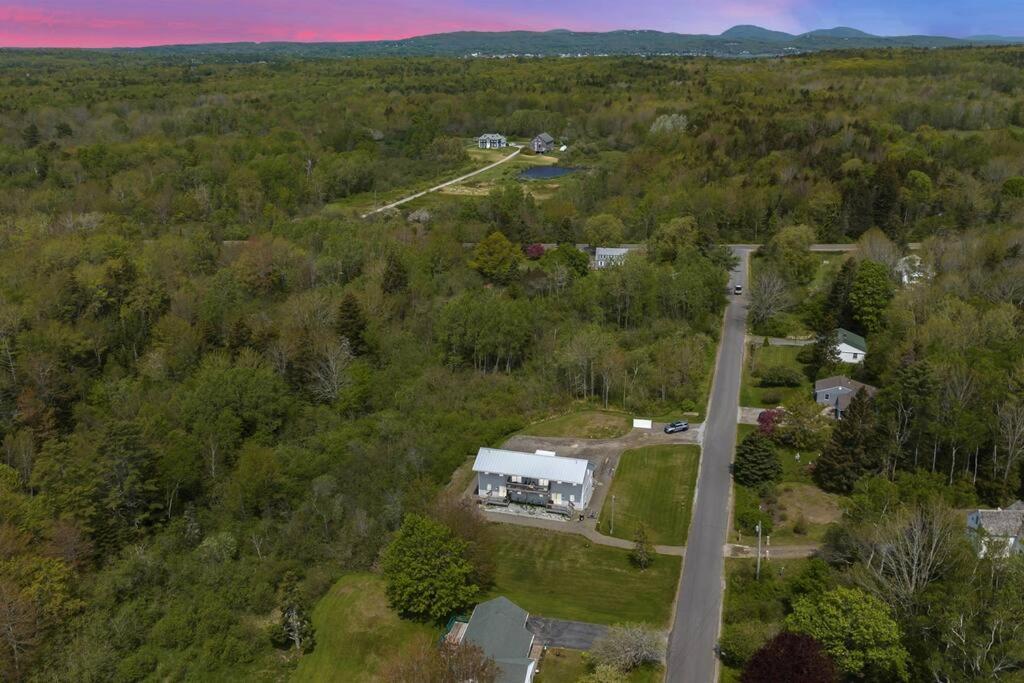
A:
1,0,1018,48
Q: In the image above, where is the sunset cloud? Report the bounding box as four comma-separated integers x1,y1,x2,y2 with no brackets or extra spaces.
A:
1,0,1019,48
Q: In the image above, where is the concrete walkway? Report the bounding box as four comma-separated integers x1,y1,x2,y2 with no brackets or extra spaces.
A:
738,406,765,425
360,145,521,218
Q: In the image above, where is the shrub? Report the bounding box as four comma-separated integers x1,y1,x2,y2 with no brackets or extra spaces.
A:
796,345,816,364
590,624,665,672
793,514,809,536
761,392,783,406
735,490,774,536
719,621,777,667
758,365,803,387
741,632,837,683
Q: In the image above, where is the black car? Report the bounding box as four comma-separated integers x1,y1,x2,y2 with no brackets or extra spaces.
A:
664,420,689,434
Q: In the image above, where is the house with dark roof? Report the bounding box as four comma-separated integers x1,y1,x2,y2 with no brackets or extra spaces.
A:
478,133,508,149
814,376,878,419
834,328,867,364
473,447,595,513
967,502,1024,557
531,132,555,153
448,597,540,683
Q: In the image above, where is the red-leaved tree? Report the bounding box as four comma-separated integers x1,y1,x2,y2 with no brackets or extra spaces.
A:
741,632,837,683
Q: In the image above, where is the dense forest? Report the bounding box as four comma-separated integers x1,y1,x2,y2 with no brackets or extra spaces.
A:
1,46,1024,681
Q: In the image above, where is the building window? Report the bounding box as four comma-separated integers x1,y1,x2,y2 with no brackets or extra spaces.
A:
853,353,859,359
569,495,575,503
486,484,492,492
511,476,521,483
539,479,548,487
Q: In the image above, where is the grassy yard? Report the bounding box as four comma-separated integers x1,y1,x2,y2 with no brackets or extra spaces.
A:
598,445,700,545
292,573,437,682
487,525,681,627
732,426,841,546
739,344,812,408
523,410,633,440
536,648,663,683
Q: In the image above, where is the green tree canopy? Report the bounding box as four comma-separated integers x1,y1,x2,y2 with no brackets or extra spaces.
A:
381,514,479,621
733,432,781,488
786,586,908,681
848,259,895,335
470,232,523,285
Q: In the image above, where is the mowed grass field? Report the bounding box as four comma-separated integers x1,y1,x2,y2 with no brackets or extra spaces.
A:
739,344,812,408
524,410,633,440
487,525,681,626
598,445,700,545
536,648,663,682
292,573,436,682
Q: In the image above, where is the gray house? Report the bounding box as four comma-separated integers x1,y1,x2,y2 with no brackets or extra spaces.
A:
593,246,631,269
478,133,508,149
446,597,540,683
531,132,555,153
473,447,594,512
967,502,1024,557
814,376,878,419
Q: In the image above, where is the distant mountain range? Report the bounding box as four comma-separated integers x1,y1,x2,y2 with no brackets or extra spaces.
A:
83,25,1024,59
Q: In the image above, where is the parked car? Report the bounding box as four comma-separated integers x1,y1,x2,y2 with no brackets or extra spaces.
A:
733,284,743,295
664,420,689,434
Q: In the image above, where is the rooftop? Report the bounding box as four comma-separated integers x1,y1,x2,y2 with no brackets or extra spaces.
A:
970,505,1024,537
462,597,535,683
473,447,591,485
835,327,867,352
535,132,554,143
815,375,877,394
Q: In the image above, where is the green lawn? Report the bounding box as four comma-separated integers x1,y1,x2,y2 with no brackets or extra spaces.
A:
292,573,437,682
523,410,633,439
739,344,812,408
487,525,681,626
598,445,700,545
536,648,663,683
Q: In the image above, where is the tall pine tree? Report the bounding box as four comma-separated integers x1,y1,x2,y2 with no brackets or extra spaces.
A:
814,389,882,493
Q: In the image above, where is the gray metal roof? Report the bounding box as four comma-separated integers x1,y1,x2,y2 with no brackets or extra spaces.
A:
473,447,590,485
814,376,876,394
463,597,535,683
971,508,1024,536
479,133,507,140
535,132,554,143
595,247,630,258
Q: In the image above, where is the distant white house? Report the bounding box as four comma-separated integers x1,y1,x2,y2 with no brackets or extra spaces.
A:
594,247,631,269
834,328,867,364
478,133,508,149
473,447,594,512
967,502,1024,557
896,254,932,286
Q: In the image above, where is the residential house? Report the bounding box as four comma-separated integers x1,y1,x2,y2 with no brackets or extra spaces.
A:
446,597,541,683
896,254,932,286
814,376,878,419
473,447,594,512
834,328,867,364
531,132,555,153
593,247,631,269
966,502,1024,557
478,133,508,149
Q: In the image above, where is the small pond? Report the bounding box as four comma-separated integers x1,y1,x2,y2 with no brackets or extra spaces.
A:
519,165,580,180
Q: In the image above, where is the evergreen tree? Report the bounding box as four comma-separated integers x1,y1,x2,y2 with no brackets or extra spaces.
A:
21,123,40,149
808,322,840,381
336,292,368,355
733,432,781,488
630,523,654,569
824,258,858,330
848,260,895,335
381,252,408,293
814,389,882,493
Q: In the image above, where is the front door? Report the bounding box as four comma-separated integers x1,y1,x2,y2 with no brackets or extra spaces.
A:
552,492,562,505
498,486,506,497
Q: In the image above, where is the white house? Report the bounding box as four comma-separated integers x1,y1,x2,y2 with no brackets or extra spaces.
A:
473,447,594,512
478,133,508,149
966,502,1024,557
834,328,867,364
594,247,631,269
896,254,932,286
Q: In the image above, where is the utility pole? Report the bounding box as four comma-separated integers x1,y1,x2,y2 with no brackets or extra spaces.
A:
755,522,762,580
611,495,616,535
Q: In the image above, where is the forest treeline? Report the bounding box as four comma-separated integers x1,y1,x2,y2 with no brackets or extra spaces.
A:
1,47,1023,680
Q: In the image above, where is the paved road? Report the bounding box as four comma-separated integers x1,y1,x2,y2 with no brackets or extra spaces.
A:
360,145,521,218
665,247,751,683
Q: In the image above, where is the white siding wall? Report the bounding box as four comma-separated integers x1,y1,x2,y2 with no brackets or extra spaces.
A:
836,342,865,364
